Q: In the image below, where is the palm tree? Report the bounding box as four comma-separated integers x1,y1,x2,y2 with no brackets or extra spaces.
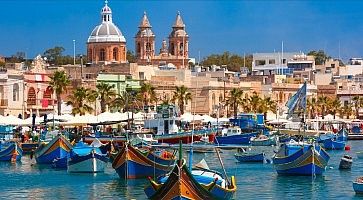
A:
352,96,363,119
138,83,157,107
66,87,95,115
317,96,329,119
96,82,116,113
248,92,261,113
329,97,341,119
49,70,70,115
172,85,192,115
307,97,317,119
228,88,244,118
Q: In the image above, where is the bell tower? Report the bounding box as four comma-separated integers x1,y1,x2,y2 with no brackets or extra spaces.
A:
135,12,155,65
168,11,189,68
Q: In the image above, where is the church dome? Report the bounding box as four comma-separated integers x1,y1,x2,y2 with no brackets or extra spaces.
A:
87,1,126,43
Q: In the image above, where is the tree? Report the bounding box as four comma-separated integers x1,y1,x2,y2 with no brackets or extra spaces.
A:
317,96,329,119
352,96,363,119
49,70,70,115
66,87,95,115
201,51,253,72
172,85,192,115
43,46,65,64
228,88,244,118
96,82,116,113
328,97,341,119
307,50,331,65
127,50,137,63
137,83,157,107
248,92,261,113
307,97,317,119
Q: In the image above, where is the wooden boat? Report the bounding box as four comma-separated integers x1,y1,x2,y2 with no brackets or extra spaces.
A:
273,140,330,175
234,148,265,162
339,155,352,170
84,135,126,146
353,177,363,194
20,142,38,154
67,142,108,173
35,134,73,164
0,142,22,161
322,138,346,150
112,143,175,179
144,152,237,199
250,135,276,146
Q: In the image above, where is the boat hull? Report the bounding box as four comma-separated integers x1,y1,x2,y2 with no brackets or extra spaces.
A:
112,145,174,179
339,158,352,170
353,182,363,194
0,143,22,161
156,135,202,144
35,135,72,164
214,133,257,145
273,145,330,176
323,139,346,150
234,153,264,162
68,155,107,173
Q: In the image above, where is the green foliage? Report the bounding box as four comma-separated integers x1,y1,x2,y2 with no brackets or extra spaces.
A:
137,82,157,106
49,70,70,115
127,50,137,63
43,46,85,65
96,82,117,113
172,85,192,115
0,61,5,67
307,50,331,65
66,87,96,116
201,51,252,71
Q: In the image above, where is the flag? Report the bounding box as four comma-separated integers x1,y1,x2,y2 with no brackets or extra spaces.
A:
286,82,307,118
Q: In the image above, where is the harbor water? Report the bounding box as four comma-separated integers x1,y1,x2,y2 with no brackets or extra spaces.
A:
1,141,363,199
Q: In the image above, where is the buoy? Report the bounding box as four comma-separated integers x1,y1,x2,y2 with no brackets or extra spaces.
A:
345,146,351,151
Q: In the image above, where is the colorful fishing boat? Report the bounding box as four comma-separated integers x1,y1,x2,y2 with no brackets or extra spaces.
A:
112,143,175,179
0,142,22,161
322,138,346,150
67,142,108,173
35,134,73,164
144,145,237,200
273,141,330,175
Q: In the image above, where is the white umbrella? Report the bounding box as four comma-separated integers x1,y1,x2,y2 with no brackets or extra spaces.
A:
1,115,24,126
201,114,215,123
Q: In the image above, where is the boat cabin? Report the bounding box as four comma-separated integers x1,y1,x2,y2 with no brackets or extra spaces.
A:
144,105,180,135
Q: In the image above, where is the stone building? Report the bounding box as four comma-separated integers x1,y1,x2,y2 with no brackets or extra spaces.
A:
87,1,127,65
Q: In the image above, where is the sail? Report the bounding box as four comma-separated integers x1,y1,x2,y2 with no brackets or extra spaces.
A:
286,82,307,119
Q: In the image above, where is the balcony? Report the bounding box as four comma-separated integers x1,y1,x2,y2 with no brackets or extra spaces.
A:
0,99,8,107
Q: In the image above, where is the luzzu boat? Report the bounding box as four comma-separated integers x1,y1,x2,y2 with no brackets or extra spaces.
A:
273,140,330,175
144,145,237,200
112,143,175,179
35,134,73,164
322,138,346,150
234,149,265,163
67,141,108,173
0,142,22,161
214,126,257,145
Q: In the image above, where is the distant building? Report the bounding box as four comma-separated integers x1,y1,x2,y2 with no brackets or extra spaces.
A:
87,1,127,65
252,52,297,75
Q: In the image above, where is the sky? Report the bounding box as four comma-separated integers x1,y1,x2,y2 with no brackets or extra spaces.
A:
1,0,363,62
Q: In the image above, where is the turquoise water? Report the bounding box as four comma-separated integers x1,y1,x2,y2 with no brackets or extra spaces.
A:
1,141,363,199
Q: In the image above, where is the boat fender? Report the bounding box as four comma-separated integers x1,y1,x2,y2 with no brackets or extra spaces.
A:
345,146,351,151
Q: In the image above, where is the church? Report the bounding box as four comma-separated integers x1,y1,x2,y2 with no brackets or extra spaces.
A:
87,1,189,69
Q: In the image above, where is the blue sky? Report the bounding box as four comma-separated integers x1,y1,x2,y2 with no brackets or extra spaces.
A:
1,0,363,61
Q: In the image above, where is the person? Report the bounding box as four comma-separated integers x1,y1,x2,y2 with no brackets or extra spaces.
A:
30,150,34,160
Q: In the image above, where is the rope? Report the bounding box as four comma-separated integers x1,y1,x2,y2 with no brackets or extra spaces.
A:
215,147,230,186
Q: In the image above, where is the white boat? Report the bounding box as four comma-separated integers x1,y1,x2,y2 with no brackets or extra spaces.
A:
67,141,108,173
339,155,352,170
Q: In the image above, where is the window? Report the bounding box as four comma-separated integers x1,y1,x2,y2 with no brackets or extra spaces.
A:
331,64,336,68
268,59,275,64
139,72,145,80
13,83,19,101
43,86,53,105
99,49,105,61
88,49,93,61
255,60,266,66
170,43,175,55
27,87,36,106
282,59,286,64
113,47,118,61
0,86,4,99
137,43,141,56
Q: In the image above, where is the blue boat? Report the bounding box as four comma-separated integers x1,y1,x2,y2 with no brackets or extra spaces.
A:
353,177,363,194
323,138,346,150
214,127,257,145
234,152,264,162
0,142,22,161
273,141,330,175
112,144,175,179
35,134,73,164
67,142,108,173
337,128,348,141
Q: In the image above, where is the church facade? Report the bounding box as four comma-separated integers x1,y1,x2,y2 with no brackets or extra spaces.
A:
87,1,189,68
